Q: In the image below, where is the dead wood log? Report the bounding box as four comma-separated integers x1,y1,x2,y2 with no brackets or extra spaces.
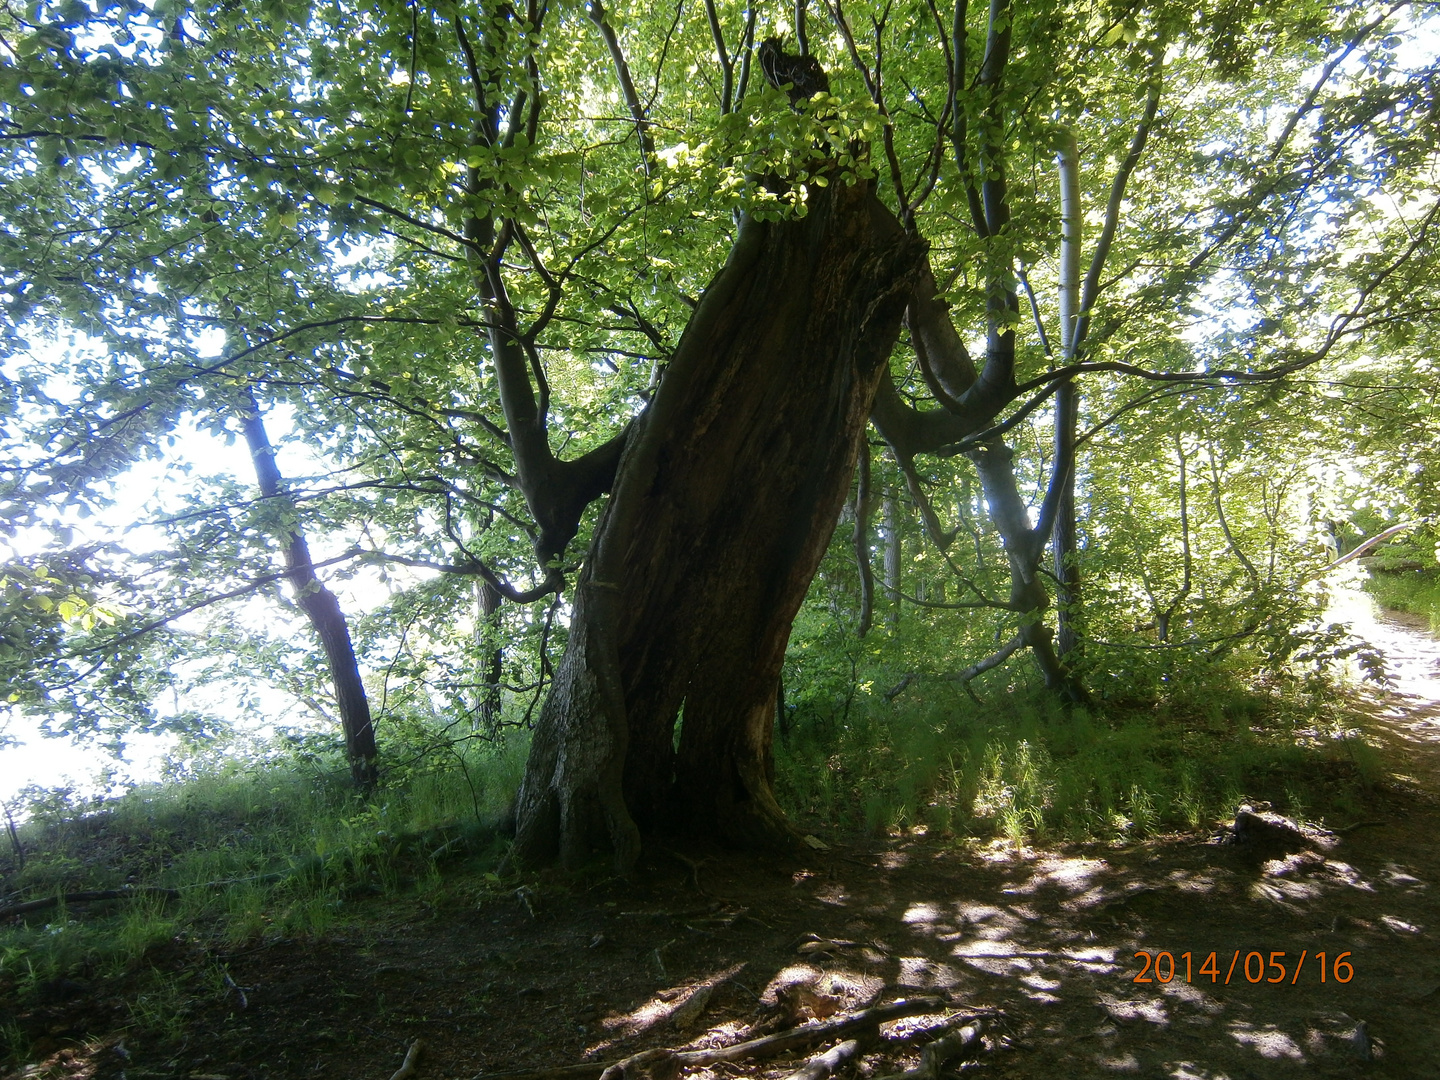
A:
472,997,947,1080
796,934,862,954
0,887,181,920
1225,807,1335,852
874,1022,983,1080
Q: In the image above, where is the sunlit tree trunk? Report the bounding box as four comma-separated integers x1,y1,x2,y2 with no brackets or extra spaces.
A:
1053,128,1082,661
883,487,901,629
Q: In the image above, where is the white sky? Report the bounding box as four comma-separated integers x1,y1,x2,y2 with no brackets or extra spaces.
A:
1,342,409,808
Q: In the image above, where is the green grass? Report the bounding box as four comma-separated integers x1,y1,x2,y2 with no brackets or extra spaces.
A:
1365,567,1440,632
0,725,530,1065
775,674,1383,843
0,665,1391,1067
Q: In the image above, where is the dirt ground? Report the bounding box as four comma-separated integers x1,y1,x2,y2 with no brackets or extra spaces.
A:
6,608,1440,1080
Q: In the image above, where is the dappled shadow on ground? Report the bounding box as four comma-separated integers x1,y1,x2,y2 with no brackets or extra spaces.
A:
1349,609,1440,789
8,611,1440,1080
10,788,1438,1080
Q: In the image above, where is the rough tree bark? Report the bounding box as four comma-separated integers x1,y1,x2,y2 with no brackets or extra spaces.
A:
509,180,922,871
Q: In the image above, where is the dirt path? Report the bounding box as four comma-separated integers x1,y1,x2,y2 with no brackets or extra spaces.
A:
10,600,1440,1080
1344,598,1440,787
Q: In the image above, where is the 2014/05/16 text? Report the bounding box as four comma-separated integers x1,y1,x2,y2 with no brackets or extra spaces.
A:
1132,950,1354,985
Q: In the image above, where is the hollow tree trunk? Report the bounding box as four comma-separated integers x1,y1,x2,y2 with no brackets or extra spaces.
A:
510,180,921,871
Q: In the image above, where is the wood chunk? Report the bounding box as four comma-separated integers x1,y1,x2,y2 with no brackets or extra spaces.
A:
1226,807,1335,852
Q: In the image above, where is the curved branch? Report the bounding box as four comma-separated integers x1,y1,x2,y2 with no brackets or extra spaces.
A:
364,551,563,604
702,0,735,113
893,449,958,550
1071,41,1164,354
884,634,1023,702
586,0,655,176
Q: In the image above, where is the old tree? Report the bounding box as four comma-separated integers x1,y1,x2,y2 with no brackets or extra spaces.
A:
3,0,1436,868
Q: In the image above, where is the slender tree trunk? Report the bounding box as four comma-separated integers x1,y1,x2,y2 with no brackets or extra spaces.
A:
509,180,921,871
854,441,876,638
776,675,789,747
240,395,377,788
476,581,503,733
1051,381,1080,659
969,440,1084,700
1052,128,1082,662
882,487,902,629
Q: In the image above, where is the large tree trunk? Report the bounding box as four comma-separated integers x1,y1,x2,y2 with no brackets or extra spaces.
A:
510,181,921,871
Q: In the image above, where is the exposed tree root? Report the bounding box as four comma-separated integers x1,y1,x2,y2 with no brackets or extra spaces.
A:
472,997,975,1080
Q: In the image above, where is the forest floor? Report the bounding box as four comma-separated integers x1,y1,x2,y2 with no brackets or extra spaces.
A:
6,605,1440,1080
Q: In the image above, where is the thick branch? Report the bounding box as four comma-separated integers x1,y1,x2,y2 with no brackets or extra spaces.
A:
702,0,735,113
974,0,1018,400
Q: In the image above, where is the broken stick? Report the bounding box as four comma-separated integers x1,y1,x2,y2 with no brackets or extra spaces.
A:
389,1039,425,1080
783,1038,860,1080
874,1021,983,1080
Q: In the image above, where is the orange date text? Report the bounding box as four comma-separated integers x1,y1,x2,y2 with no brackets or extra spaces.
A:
1131,950,1353,985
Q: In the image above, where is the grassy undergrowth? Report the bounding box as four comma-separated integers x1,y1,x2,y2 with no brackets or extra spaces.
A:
1365,567,1440,632
0,730,527,1061
1,667,1389,1064
775,674,1383,843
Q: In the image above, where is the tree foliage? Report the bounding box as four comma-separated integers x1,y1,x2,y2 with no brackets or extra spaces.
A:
2,0,1437,849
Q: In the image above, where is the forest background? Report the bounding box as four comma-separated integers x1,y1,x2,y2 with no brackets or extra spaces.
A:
2,0,1440,1026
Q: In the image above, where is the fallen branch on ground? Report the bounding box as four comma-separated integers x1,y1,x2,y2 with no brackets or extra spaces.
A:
388,1042,420,1080
1334,820,1386,834
0,887,180,920
783,1038,860,1080
389,1039,425,1080
874,1021,983,1080
472,997,947,1080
